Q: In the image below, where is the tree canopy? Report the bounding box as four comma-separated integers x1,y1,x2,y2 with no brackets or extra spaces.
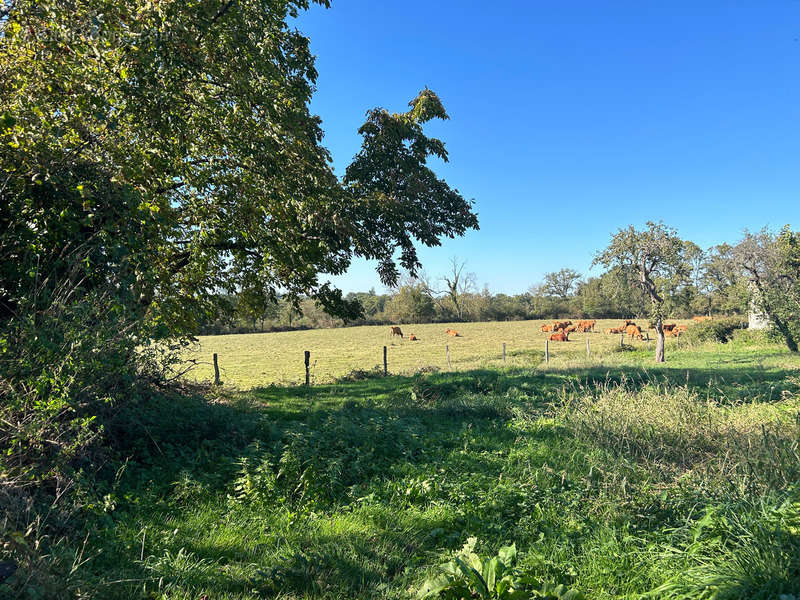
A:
0,0,478,335
542,268,583,299
735,227,800,352
594,222,688,362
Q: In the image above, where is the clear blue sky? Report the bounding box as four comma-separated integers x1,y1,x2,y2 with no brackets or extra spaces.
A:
294,1,800,294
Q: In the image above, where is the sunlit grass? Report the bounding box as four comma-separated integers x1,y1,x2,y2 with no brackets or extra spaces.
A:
184,319,702,388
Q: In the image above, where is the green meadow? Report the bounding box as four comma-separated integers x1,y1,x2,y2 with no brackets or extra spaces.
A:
185,319,696,388
41,327,800,599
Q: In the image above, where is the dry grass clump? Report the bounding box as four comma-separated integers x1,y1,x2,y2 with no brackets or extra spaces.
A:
558,379,800,493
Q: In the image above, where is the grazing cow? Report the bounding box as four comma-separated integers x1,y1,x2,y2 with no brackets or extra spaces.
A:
693,316,712,322
541,324,553,332
577,320,596,332
550,331,569,342
390,326,403,338
409,334,418,341
565,325,577,333
626,324,643,340
446,329,461,337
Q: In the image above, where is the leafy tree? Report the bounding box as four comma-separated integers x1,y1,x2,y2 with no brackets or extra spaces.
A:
703,243,748,315
462,286,492,321
236,288,280,331
485,292,528,321
542,268,583,299
683,241,709,316
344,90,479,288
595,222,688,362
735,227,800,352
577,269,646,318
345,289,388,320
386,280,436,324
1,1,477,330
527,283,565,319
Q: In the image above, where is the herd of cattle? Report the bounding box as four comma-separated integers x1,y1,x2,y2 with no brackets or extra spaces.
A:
543,316,712,342
389,316,713,343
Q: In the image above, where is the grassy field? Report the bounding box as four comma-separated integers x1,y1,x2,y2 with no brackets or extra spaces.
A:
185,319,697,388
28,329,800,599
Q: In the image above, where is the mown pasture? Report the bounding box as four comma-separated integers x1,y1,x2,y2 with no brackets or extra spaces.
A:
38,328,800,600
185,319,696,388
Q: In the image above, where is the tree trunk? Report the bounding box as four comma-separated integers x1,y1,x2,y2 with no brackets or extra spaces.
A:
655,318,665,363
772,315,798,352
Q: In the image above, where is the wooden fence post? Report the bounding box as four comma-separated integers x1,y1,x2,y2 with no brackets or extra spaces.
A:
502,342,506,365
383,345,388,376
619,333,624,348
545,339,549,363
213,353,220,385
304,350,310,386
446,345,452,370
586,338,590,358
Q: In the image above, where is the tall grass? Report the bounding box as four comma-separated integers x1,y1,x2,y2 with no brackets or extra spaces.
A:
555,377,800,494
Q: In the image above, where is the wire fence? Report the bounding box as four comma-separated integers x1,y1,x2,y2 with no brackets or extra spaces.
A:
200,334,638,388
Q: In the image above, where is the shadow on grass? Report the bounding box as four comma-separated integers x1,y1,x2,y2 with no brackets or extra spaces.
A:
251,352,799,416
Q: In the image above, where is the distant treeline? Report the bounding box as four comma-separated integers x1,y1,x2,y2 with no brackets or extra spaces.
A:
199,242,748,335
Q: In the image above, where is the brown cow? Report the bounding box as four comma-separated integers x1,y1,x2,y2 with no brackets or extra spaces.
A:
550,331,569,342
541,324,553,332
565,325,577,333
663,323,676,332
446,329,461,337
605,326,624,334
390,326,403,338
626,324,643,340
577,320,596,332
409,334,418,341
623,320,636,327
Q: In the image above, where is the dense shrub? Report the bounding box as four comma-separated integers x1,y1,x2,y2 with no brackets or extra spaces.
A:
683,317,747,344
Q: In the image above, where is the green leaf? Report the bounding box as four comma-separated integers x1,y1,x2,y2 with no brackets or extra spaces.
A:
416,574,453,599
497,543,516,566
453,556,489,598
483,556,499,593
